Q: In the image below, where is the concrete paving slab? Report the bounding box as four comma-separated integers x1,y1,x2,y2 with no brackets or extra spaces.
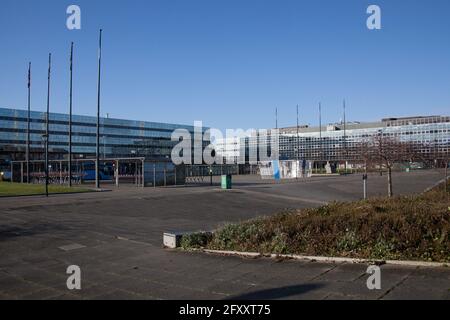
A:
0,171,449,299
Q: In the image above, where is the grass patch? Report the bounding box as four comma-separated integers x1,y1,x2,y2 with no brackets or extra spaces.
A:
182,180,450,263
0,181,92,197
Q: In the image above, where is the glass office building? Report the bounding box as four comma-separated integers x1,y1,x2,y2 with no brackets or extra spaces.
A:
278,116,450,162
215,116,450,166
0,107,207,169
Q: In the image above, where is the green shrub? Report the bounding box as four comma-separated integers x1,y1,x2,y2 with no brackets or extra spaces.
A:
180,232,213,249
337,231,361,254
183,181,450,262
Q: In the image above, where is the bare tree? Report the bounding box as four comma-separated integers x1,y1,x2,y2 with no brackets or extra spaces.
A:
356,134,417,198
426,140,450,192
354,139,372,174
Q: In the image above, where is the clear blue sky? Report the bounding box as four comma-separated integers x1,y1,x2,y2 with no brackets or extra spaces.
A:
1,0,449,131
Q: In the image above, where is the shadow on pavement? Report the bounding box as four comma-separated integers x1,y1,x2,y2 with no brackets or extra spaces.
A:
226,283,325,300
0,223,70,240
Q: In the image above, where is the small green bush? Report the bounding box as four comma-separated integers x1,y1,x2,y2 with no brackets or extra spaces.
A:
180,232,213,249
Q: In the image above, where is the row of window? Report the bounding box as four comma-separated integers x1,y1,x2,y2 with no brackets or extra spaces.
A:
0,108,198,132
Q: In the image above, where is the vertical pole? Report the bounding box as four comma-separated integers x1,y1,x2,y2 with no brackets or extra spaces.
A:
388,167,393,197
153,163,156,188
445,155,448,193
138,162,141,186
95,29,102,189
275,107,278,129
115,160,119,187
26,62,31,183
343,99,347,175
21,162,24,183
363,178,367,199
319,102,322,167
45,53,51,197
364,161,368,199
210,165,213,186
138,163,141,187
296,104,300,179
445,158,448,193
445,144,449,193
103,135,106,159
164,168,167,186
69,42,73,187
142,159,145,188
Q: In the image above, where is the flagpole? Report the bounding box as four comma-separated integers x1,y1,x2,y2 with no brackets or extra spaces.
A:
319,102,322,164
296,105,300,160
69,42,73,187
343,99,347,174
26,62,31,183
275,107,278,129
95,29,102,189
45,53,51,197
296,104,300,179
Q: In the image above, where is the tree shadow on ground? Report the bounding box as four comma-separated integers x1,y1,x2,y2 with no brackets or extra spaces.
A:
226,283,325,300
0,223,70,241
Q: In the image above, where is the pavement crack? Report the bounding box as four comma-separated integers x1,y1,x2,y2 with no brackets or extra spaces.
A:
309,264,339,281
377,274,410,300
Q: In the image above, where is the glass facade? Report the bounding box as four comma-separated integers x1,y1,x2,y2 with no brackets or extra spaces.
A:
0,107,207,166
278,116,450,161
215,116,450,164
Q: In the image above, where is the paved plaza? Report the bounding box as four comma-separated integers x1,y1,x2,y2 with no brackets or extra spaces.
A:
0,170,449,299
